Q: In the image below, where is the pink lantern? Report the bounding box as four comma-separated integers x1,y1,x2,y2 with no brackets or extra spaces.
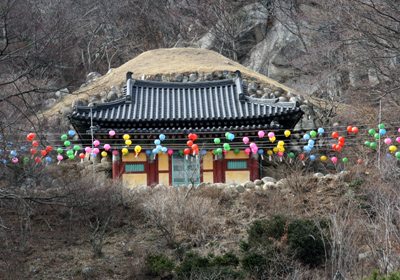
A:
93,148,100,154
243,137,249,144
277,151,283,162
112,150,118,155
57,155,63,165
12,158,18,163
93,140,100,147
384,138,392,145
398,128,400,133
397,137,400,143
167,149,174,156
267,132,275,138
104,144,111,150
252,146,258,154
258,131,265,138
109,130,116,136
249,142,256,148
85,147,91,153
223,149,228,155
331,157,338,163
245,148,251,155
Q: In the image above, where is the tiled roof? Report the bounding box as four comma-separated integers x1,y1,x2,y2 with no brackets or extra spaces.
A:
69,71,303,136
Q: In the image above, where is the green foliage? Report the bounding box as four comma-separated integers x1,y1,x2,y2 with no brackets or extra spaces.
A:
144,253,175,277
175,252,243,279
241,252,266,275
361,269,400,280
244,215,329,267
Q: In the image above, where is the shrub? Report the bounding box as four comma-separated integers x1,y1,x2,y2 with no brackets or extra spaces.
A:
175,252,243,280
241,252,266,275
144,253,175,277
362,269,400,280
244,215,329,267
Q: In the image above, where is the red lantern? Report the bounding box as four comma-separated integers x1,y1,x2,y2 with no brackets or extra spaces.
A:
332,144,336,150
195,148,199,154
357,159,363,164
35,157,41,163
46,146,52,152
192,134,198,141
332,132,339,138
27,133,35,141
183,148,190,155
41,150,47,157
30,149,37,155
338,136,345,142
191,144,198,150
79,153,85,159
188,133,194,140
338,141,345,147
187,140,193,147
336,145,342,152
299,154,305,160
352,127,359,133
347,126,353,133
32,141,39,147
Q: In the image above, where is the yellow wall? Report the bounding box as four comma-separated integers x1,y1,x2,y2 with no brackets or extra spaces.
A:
225,170,250,184
122,151,147,162
123,173,147,188
159,173,169,186
203,171,214,183
203,153,214,170
225,150,249,159
158,153,169,171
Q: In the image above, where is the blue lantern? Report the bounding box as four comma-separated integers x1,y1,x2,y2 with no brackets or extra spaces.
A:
20,146,27,152
152,149,158,154
10,150,17,157
46,157,52,162
228,134,235,141
317,128,325,135
161,147,168,153
201,150,207,156
68,130,75,136
145,150,151,156
310,155,316,161
303,134,310,140
154,139,161,145
159,134,166,141
379,129,386,135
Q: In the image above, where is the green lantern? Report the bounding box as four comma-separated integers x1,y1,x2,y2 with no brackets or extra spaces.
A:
289,152,295,158
215,148,223,155
57,148,63,154
368,129,376,135
66,150,73,156
364,141,371,147
223,143,230,151
395,152,400,160
310,130,317,137
374,133,380,140
342,157,349,163
179,149,183,155
64,141,71,147
370,142,377,149
68,155,75,159
214,138,221,144
379,124,385,129
61,134,68,140
24,157,29,163
234,148,240,155
73,145,80,152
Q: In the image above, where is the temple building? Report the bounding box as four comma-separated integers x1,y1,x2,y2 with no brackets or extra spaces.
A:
69,71,303,187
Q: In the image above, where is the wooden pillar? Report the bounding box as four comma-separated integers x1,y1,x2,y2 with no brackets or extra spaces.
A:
112,151,122,181
249,155,260,181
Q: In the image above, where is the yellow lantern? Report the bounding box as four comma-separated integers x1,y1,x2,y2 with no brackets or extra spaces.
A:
389,145,397,153
125,139,132,146
278,147,285,152
284,130,291,137
135,145,142,154
278,141,285,147
123,134,130,141
101,151,107,157
273,147,278,153
267,150,273,156
270,136,276,143
321,156,327,162
122,148,128,155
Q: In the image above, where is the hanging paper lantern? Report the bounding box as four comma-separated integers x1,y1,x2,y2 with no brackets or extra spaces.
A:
244,148,251,155
187,140,193,147
162,147,168,153
178,149,183,156
379,124,385,129
343,157,349,163
66,150,74,156
331,157,338,163
225,132,231,139
258,131,265,138
321,156,327,162
101,151,107,157
332,132,339,138
79,153,85,163
93,148,100,154
352,127,358,133
317,128,325,135
389,145,397,153
24,157,29,163
73,145,80,152
93,140,100,146
310,131,317,137
370,142,377,149
68,130,75,136
228,134,235,141
299,154,305,160
368,129,376,135
284,130,291,137
135,145,142,154
35,157,41,163
192,134,198,141
214,138,220,144
30,149,37,155
85,147,91,153
395,152,400,160
303,134,310,140
267,132,275,138
125,140,132,147
122,148,128,155
288,152,295,158
27,133,36,141
273,147,278,153
159,134,166,141
64,141,71,147
167,149,174,156
12,158,18,163
201,150,207,156
154,139,161,145
364,141,371,147
396,137,400,143
270,137,276,143
234,149,240,155
109,130,116,136
10,150,17,157
123,134,130,140
112,150,118,155
374,133,380,140
104,144,111,151
145,150,152,156
57,148,63,154
384,138,392,145
46,146,52,152
243,137,249,144
379,129,386,135
357,159,363,164
347,126,353,133
310,155,316,161
32,141,39,147
41,150,47,157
